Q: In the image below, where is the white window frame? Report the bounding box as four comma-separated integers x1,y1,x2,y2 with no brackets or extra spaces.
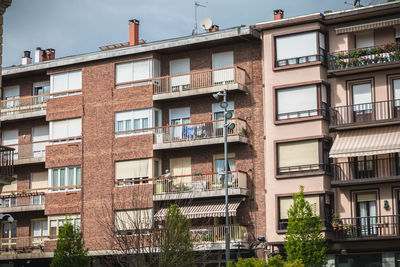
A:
48,166,81,192
50,70,82,97
115,59,160,89
49,118,82,143
48,214,80,238
115,108,161,137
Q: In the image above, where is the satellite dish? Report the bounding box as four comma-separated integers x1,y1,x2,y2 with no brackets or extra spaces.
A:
200,17,213,31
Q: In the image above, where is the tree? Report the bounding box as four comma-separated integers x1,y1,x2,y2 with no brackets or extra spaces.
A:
50,221,90,267
159,203,194,267
227,255,303,267
284,186,327,266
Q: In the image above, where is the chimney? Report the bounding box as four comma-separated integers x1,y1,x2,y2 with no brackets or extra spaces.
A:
129,19,140,46
35,47,44,63
209,25,219,32
274,9,284,20
42,48,55,61
21,51,32,65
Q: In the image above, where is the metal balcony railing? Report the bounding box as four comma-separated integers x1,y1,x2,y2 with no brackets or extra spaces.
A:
153,118,248,145
0,194,45,208
328,43,400,71
153,170,247,195
330,99,400,127
5,141,49,162
332,157,400,183
191,225,248,244
0,146,14,178
115,67,248,94
0,89,82,117
331,215,400,239
0,236,50,251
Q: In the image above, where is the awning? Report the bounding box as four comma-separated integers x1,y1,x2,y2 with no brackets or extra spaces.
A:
335,18,400,34
154,199,243,220
329,126,400,158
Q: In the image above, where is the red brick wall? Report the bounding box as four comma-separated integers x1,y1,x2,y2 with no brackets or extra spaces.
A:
45,142,82,168
45,191,82,215
46,94,83,121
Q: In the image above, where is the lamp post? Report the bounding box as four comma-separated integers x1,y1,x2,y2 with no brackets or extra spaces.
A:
213,89,235,265
0,214,14,222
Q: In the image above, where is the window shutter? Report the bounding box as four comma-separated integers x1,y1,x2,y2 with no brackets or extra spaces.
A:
1,180,17,194
115,209,152,230
67,118,82,137
393,79,400,100
278,140,319,169
52,73,69,93
51,120,67,140
356,31,374,48
277,85,317,115
2,129,18,145
170,157,191,176
3,85,20,98
170,107,190,121
31,172,48,190
212,51,234,69
68,71,82,90
170,58,190,75
280,195,320,219
116,62,133,84
133,60,150,81
276,32,317,60
353,83,372,105
357,192,377,202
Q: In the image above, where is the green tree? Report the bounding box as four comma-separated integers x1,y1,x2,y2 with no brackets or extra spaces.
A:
284,186,327,266
50,221,90,267
228,256,303,267
159,204,194,267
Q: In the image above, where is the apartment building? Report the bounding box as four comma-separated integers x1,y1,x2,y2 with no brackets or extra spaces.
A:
0,20,264,266
255,1,400,266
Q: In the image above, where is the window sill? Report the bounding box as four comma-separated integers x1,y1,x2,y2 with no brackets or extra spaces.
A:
277,229,287,234
276,170,327,179
273,61,324,71
274,115,328,125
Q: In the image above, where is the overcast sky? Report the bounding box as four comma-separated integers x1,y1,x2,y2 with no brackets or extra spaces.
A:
1,0,377,67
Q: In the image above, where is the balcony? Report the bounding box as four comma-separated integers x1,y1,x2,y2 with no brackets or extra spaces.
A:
0,89,81,121
328,43,400,75
6,141,48,165
331,157,400,186
330,100,400,129
0,193,45,213
331,215,400,240
0,146,14,185
116,67,248,101
153,118,249,150
191,225,248,250
153,170,248,201
0,236,49,256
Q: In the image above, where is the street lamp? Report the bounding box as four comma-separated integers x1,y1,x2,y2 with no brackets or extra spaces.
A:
0,214,14,222
213,89,235,264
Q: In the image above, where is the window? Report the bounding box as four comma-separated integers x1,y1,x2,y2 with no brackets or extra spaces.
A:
50,70,82,95
49,215,80,238
32,125,49,158
170,58,190,91
169,107,190,139
352,82,372,122
1,221,17,247
3,85,20,108
50,118,82,142
275,31,326,67
32,219,48,246
2,129,18,159
50,166,81,191
353,156,376,179
115,108,161,137
278,195,320,230
31,171,47,205
0,197,17,207
396,27,400,43
394,79,400,108
214,154,236,185
115,59,160,88
33,81,50,105
212,51,234,84
355,31,374,49
355,192,377,236
212,101,234,135
115,158,160,186
277,139,328,174
115,209,153,233
276,84,328,120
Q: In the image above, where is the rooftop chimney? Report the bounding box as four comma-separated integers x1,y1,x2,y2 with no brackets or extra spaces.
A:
35,47,44,63
129,19,140,46
274,9,284,20
42,48,55,61
22,51,32,65
209,25,219,32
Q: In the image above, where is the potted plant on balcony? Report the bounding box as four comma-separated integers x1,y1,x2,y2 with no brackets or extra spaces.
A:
239,127,247,137
331,212,341,230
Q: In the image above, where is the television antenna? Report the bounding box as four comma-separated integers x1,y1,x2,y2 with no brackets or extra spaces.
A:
193,0,207,35
200,17,213,31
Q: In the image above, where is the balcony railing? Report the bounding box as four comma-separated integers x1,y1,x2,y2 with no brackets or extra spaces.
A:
115,67,248,94
330,99,400,127
328,43,400,71
331,215,400,239
278,163,330,175
0,193,45,208
153,118,248,145
153,170,247,195
0,236,49,251
332,157,400,184
191,225,248,244
5,140,49,162
0,89,82,117
0,146,14,178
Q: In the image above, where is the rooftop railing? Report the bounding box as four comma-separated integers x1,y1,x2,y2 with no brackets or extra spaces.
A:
328,43,400,71
191,225,248,244
332,157,400,183
153,170,247,195
330,99,400,127
115,67,248,94
0,89,82,117
331,215,400,239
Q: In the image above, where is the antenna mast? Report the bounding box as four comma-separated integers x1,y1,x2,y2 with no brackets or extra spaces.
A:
193,0,206,35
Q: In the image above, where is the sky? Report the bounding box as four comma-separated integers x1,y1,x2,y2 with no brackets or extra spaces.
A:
1,0,384,67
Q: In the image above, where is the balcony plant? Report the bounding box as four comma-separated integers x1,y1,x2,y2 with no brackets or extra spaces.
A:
239,127,247,137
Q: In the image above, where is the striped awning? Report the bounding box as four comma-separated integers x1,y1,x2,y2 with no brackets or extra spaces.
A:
154,199,243,220
329,126,400,158
335,18,400,34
